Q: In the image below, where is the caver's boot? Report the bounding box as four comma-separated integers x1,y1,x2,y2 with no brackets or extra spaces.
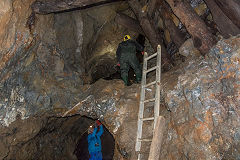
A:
122,75,129,86
136,72,142,84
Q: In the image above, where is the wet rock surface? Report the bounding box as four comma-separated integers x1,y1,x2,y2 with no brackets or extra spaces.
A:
0,0,132,127
0,33,239,159
0,1,139,158
63,36,240,159
0,114,97,160
162,35,240,160
62,79,141,159
0,0,239,159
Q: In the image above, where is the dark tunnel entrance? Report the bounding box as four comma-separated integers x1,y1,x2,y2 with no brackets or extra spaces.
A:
4,115,116,159
74,120,115,160
53,5,146,86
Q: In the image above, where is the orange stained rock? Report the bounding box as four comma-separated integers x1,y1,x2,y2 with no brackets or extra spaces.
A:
219,49,224,54
209,93,215,99
202,78,216,84
0,71,11,83
194,122,212,144
204,110,214,131
173,118,198,137
167,153,176,160
225,72,236,79
0,32,34,76
218,71,236,80
63,72,72,77
103,86,114,93
0,51,14,71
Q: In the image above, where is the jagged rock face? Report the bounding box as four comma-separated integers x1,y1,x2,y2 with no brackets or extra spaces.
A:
0,115,93,160
0,0,239,159
0,0,131,127
62,79,140,159
63,36,240,159
0,9,83,127
0,1,136,159
0,0,57,127
162,36,240,160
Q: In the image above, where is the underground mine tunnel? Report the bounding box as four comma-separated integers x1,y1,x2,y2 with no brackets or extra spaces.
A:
0,0,240,159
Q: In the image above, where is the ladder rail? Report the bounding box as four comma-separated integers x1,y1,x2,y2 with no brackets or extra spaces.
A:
135,52,148,152
154,45,161,128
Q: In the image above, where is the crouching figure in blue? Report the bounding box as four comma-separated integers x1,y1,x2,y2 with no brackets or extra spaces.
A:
88,120,104,160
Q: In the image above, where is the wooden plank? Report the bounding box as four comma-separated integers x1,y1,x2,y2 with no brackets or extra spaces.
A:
128,0,171,65
154,45,161,128
147,0,157,18
148,116,166,160
204,0,240,38
215,0,240,28
32,0,123,14
158,0,186,48
165,0,216,55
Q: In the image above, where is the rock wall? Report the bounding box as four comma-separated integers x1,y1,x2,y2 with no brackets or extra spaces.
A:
0,0,138,159
0,0,60,127
62,36,240,160
0,0,239,159
162,35,240,159
0,0,86,128
0,0,133,127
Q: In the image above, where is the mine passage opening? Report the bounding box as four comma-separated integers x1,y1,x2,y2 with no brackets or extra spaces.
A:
74,116,115,160
11,115,115,159
102,34,146,84
47,2,147,85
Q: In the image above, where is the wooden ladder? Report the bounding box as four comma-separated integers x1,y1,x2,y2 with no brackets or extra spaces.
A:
135,45,162,160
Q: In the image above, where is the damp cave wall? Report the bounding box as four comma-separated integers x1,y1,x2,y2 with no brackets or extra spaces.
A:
0,0,137,159
0,0,134,127
0,0,240,160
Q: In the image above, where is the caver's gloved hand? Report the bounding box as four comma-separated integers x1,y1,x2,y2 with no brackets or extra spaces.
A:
117,63,120,67
141,51,144,55
96,120,102,126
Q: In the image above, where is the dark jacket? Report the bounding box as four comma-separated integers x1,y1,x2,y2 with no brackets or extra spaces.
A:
116,40,143,63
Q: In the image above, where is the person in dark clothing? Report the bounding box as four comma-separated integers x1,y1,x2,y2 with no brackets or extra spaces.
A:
116,35,144,86
88,120,104,160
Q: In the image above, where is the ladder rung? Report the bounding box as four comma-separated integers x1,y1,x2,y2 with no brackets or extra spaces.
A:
145,52,158,61
141,117,154,121
138,138,152,142
143,98,155,103
144,66,158,74
145,81,156,87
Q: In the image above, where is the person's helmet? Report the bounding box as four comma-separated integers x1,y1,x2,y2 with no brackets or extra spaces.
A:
123,35,131,41
88,125,94,134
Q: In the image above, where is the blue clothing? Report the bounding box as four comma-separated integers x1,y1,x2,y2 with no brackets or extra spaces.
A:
88,125,103,159
89,151,102,160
